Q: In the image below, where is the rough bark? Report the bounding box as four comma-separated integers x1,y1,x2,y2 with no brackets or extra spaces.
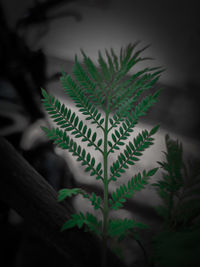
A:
0,137,126,267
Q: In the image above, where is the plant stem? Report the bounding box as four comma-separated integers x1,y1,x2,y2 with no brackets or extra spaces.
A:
135,239,149,265
101,110,109,267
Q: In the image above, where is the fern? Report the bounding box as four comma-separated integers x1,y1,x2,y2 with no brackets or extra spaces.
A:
108,218,148,242
109,168,158,210
152,134,200,267
41,43,162,266
61,212,103,236
152,134,200,229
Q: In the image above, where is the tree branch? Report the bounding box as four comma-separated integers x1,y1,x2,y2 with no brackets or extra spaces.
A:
0,137,126,267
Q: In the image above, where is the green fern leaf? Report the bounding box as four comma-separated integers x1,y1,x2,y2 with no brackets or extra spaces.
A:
105,49,115,76
109,126,159,181
98,51,111,82
41,90,103,152
41,127,103,180
61,218,77,231
61,212,85,231
61,212,102,236
57,188,83,202
73,57,104,107
58,186,102,211
84,212,103,236
80,50,102,83
108,43,153,96
108,89,161,135
108,218,148,241
109,168,158,210
153,135,200,230
110,48,119,71
60,74,104,129
110,68,163,113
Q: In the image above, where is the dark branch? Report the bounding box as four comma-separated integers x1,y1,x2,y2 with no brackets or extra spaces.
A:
0,137,126,267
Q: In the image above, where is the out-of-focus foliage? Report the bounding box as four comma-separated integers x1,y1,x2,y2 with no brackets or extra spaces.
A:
152,135,200,267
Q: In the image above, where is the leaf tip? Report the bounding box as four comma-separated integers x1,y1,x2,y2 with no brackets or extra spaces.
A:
150,124,160,135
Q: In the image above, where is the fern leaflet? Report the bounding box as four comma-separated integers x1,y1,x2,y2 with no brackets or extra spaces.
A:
109,168,158,210
109,125,159,181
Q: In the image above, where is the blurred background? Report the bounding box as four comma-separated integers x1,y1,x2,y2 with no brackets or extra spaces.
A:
0,0,200,266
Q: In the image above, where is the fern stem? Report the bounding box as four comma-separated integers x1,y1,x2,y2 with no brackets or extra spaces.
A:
102,110,109,267
135,239,149,265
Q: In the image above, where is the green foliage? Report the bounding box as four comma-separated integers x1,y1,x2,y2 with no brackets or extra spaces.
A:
109,168,158,210
152,135,200,267
41,89,103,151
58,188,102,210
41,43,162,265
41,126,103,180
58,188,83,201
152,134,200,229
109,126,159,181
61,212,102,236
108,218,148,241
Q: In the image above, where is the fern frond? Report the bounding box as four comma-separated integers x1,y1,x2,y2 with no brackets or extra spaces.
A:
109,67,156,104
124,43,152,71
61,212,85,230
41,89,103,153
58,188,102,211
58,188,83,202
83,212,103,236
41,126,103,181
110,69,163,113
80,49,105,91
61,212,102,236
152,135,184,208
161,134,183,180
174,160,200,227
120,42,140,68
110,48,119,71
105,49,115,76
98,50,111,82
120,66,162,91
108,89,161,135
107,121,134,153
108,218,148,241
109,168,158,210
41,45,162,261
153,135,200,229
118,42,140,70
108,43,152,94
82,191,102,211
60,74,105,129
109,125,159,182
73,56,105,107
